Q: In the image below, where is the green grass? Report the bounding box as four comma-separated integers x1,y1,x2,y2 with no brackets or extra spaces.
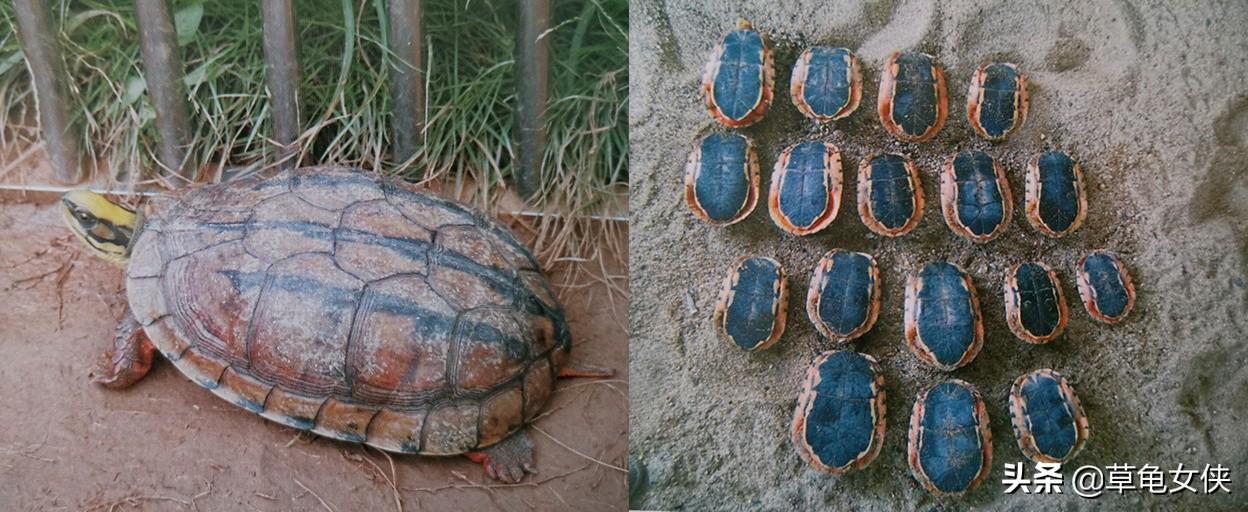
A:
0,0,627,216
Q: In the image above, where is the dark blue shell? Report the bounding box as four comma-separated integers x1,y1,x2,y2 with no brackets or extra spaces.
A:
858,153,923,236
1004,262,1067,343
769,141,839,234
1027,150,1085,236
1078,251,1134,323
968,63,1026,140
705,28,769,126
942,151,1010,241
909,381,991,495
879,52,946,141
686,133,756,224
906,261,982,370
807,250,878,341
792,47,858,121
793,351,885,473
1009,369,1087,463
717,257,785,351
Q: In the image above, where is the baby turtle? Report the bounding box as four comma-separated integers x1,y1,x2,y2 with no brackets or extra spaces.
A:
1076,251,1136,323
1003,262,1069,344
790,47,862,122
966,62,1029,141
768,141,842,235
685,132,760,225
878,51,948,142
59,168,613,483
907,380,992,496
905,261,984,371
701,20,774,128
792,351,886,474
857,153,925,237
1026,150,1087,237
806,250,880,342
1008,369,1090,464
713,257,788,351
940,150,1013,243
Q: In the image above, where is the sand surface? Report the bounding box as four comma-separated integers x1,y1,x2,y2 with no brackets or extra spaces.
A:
0,193,628,511
629,0,1247,509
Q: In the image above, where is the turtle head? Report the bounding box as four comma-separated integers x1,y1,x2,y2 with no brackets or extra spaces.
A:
60,190,139,265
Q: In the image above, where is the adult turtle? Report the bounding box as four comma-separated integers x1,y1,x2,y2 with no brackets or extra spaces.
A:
59,167,610,483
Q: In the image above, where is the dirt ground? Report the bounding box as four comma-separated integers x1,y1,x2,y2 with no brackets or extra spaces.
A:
629,0,1246,510
0,190,628,511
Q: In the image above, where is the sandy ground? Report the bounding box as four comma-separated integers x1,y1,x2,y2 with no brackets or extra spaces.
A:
0,192,628,511
629,0,1246,510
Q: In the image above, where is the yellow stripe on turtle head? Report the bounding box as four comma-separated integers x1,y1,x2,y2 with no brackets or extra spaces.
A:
60,190,138,265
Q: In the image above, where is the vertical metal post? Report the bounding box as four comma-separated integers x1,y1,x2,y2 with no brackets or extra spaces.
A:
12,0,85,183
133,0,192,180
388,0,424,166
261,0,300,172
513,0,550,201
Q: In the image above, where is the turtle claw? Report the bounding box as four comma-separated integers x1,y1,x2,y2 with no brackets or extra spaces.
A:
488,458,529,484
467,430,536,483
474,452,533,484
91,353,127,388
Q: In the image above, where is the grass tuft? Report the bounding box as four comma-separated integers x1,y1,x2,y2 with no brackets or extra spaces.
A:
0,0,627,219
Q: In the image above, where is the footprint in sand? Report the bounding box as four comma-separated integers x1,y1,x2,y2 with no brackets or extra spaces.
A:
1176,94,1248,460
944,2,1139,80
1189,96,1248,275
1176,323,1248,458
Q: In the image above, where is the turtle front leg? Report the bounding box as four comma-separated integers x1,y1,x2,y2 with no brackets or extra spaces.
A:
92,308,157,389
466,430,536,483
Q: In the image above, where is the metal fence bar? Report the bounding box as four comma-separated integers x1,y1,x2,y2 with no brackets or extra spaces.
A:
12,0,84,184
133,0,192,180
387,0,425,167
513,0,550,201
261,0,300,172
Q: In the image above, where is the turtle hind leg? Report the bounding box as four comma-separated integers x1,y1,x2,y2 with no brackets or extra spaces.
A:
92,308,157,389
466,429,536,483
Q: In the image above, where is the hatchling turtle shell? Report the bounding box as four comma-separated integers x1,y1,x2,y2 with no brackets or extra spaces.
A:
124,167,569,456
